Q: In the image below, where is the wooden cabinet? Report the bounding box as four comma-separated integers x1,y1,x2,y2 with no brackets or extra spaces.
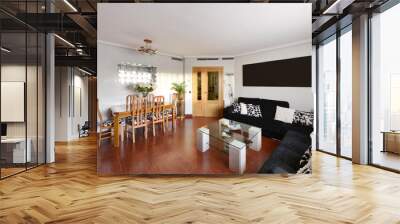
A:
382,132,400,154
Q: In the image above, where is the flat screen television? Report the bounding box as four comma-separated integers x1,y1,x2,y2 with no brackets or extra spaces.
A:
243,56,311,87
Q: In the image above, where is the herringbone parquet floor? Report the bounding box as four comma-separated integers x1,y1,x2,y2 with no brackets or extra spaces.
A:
1,136,400,223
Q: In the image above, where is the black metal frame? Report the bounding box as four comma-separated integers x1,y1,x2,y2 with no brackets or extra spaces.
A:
0,0,47,180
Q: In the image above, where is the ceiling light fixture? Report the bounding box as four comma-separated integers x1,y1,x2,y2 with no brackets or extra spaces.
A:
117,63,156,84
137,39,157,55
1,47,11,53
54,34,75,48
63,0,78,12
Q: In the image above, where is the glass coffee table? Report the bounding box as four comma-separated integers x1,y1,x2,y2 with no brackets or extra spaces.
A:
196,118,262,174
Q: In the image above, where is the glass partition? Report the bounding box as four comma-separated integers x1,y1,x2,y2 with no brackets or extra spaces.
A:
0,3,46,179
0,31,28,177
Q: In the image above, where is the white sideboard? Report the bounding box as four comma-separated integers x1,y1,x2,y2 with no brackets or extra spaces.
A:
1,138,32,163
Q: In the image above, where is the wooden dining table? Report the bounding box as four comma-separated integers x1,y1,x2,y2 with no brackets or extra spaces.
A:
112,104,176,147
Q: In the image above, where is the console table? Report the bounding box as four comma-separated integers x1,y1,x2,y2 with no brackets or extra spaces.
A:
1,138,32,164
382,131,400,154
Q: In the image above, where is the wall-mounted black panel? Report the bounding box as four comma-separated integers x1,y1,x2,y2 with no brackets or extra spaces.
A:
243,56,312,87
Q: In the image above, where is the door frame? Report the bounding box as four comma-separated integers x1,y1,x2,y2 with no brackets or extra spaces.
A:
192,66,224,117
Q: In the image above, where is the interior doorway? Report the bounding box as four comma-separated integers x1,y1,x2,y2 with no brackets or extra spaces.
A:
192,67,224,117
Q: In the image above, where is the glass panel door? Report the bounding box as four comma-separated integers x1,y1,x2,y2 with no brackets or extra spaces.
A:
1,31,28,177
318,36,337,154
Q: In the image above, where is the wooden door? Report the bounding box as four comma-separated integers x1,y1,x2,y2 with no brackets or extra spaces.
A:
192,67,224,117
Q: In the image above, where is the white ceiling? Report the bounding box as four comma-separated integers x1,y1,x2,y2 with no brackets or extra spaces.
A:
98,3,311,57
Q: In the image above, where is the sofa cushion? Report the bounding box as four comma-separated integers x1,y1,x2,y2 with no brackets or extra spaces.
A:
239,103,248,115
223,110,263,128
258,131,311,174
247,104,262,118
238,97,261,105
280,131,311,155
274,106,295,123
297,149,312,174
293,110,314,126
259,99,289,121
231,102,241,113
262,120,313,140
268,144,304,171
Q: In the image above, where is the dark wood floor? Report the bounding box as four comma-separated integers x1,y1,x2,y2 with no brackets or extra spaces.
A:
98,117,279,175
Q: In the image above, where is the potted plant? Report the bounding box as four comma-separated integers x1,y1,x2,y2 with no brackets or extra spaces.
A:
171,82,186,119
134,83,154,97
171,82,186,100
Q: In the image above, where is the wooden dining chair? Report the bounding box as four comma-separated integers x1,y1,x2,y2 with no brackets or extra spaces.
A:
124,94,136,136
164,93,177,129
126,95,136,112
126,96,149,143
97,99,114,147
151,96,165,136
146,94,154,107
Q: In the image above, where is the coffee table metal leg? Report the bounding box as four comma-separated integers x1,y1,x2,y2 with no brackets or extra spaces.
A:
228,140,246,174
196,128,209,152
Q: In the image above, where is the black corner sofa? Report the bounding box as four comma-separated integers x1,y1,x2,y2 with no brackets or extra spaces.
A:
223,97,313,174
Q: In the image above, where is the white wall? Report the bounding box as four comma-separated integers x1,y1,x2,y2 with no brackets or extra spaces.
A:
234,42,313,111
97,42,184,119
54,67,89,141
183,58,235,114
98,41,313,117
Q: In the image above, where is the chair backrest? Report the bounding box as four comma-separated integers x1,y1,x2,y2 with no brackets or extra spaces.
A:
152,96,165,121
132,96,148,127
97,99,104,124
171,93,178,106
146,94,155,107
154,96,165,106
126,95,136,112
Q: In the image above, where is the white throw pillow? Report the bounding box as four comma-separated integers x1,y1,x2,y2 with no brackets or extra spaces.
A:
274,106,295,123
240,103,248,115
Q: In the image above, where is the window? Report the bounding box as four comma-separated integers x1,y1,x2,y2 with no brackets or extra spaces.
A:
317,25,353,158
370,3,400,171
317,36,337,154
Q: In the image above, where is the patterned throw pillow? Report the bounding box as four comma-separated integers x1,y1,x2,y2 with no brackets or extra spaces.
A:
232,102,241,114
247,104,262,118
292,110,314,126
297,149,312,174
